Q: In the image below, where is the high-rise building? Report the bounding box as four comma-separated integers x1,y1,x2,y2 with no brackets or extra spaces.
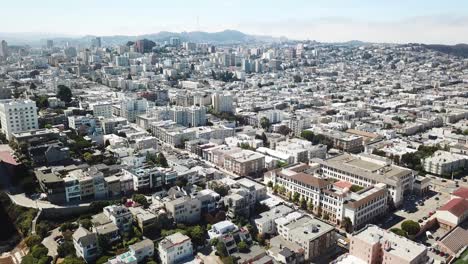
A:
241,59,251,73
0,99,39,140
115,56,129,67
91,37,101,48
169,37,181,47
120,98,148,122
0,40,8,59
134,39,155,53
46,40,54,49
211,93,234,114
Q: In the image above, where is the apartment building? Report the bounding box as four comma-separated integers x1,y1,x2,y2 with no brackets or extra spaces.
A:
90,102,113,118
0,99,38,140
120,98,147,122
149,120,196,147
255,205,294,235
158,232,193,264
348,225,428,264
224,149,265,176
101,117,128,134
315,153,413,207
165,196,201,224
423,150,467,176
310,129,363,153
212,93,234,113
275,216,336,261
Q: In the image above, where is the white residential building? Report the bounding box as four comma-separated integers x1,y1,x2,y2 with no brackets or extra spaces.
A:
158,232,193,264
0,99,38,140
212,93,233,113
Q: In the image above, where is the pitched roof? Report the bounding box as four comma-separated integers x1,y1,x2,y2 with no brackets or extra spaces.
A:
290,172,330,188
439,226,468,255
334,180,353,189
439,198,468,217
453,187,468,200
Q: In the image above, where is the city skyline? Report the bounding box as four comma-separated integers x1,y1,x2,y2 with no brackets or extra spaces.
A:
1,0,468,44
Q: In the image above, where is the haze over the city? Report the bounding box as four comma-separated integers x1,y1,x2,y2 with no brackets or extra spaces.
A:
1,0,468,44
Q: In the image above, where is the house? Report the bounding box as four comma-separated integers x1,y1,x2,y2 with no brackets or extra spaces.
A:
72,227,99,263
103,205,133,232
158,232,193,264
129,239,154,263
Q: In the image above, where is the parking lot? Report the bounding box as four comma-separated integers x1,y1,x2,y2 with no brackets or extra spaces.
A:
390,190,451,229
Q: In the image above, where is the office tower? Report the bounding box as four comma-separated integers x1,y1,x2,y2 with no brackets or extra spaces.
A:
0,40,8,59
134,39,155,53
212,93,234,114
46,40,54,49
0,99,39,140
91,37,102,48
169,37,181,47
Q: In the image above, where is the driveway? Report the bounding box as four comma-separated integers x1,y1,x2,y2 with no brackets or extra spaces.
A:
42,227,61,257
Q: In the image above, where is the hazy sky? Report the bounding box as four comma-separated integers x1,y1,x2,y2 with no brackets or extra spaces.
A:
2,0,468,44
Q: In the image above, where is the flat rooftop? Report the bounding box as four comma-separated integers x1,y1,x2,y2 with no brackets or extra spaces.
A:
353,225,427,262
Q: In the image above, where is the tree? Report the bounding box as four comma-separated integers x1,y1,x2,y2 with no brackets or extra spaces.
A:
187,225,205,247
267,181,273,188
301,130,315,142
35,221,51,239
237,240,249,253
58,241,76,258
79,219,93,230
61,256,86,264
31,245,48,259
60,222,78,232
300,197,307,210
132,194,149,208
260,117,270,130
156,153,169,167
277,125,291,136
57,85,73,103
216,240,227,257
96,256,112,264
401,220,420,236
293,192,300,203
307,200,314,212
29,70,40,78
342,217,353,233
25,235,42,248
390,228,408,238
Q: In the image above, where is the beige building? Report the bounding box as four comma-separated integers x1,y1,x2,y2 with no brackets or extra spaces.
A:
349,225,428,264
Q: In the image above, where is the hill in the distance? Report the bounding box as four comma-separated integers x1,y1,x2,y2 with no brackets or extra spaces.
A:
423,44,468,58
0,30,280,46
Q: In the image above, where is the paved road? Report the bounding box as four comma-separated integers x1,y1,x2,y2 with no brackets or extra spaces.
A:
8,193,91,209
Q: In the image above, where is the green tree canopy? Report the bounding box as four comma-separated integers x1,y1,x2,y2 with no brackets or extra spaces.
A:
57,85,73,103
401,220,420,236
